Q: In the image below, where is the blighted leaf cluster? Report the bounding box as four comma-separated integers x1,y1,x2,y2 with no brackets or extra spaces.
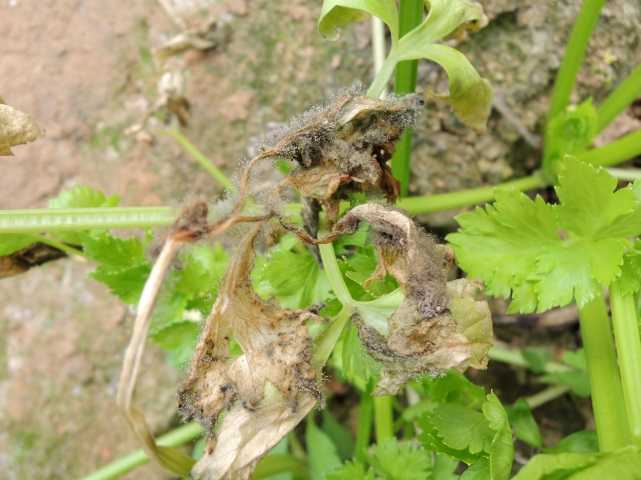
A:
333,204,492,394
449,158,641,313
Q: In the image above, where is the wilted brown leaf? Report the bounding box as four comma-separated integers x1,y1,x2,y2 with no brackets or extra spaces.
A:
179,225,320,479
0,102,42,155
268,92,422,223
335,203,492,394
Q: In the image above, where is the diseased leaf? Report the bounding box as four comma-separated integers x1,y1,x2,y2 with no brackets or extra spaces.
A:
180,226,321,479
0,102,41,155
335,203,492,394
318,0,399,41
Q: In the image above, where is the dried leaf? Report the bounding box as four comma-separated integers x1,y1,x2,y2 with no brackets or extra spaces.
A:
335,204,492,394
269,92,422,219
179,225,320,479
0,102,41,155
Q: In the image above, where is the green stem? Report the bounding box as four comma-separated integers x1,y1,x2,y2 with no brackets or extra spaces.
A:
367,54,398,99
0,207,176,233
355,395,374,462
596,63,641,133
390,0,423,197
524,385,571,410
547,0,606,120
610,282,641,445
579,129,641,168
373,396,394,442
318,242,353,307
164,129,235,192
606,168,641,181
396,172,546,215
80,422,204,480
578,293,630,451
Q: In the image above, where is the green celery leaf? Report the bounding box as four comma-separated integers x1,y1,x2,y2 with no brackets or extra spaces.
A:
48,185,120,209
387,0,490,130
331,322,381,391
430,403,494,454
615,243,641,296
368,439,433,480
306,419,343,480
482,394,513,480
0,234,36,255
150,320,200,368
448,189,558,312
91,263,151,304
522,347,553,374
327,461,374,480
546,431,598,455
514,447,641,479
318,0,399,42
254,237,330,309
342,245,399,299
507,399,542,448
433,453,460,480
543,100,598,177
322,411,355,460
540,350,590,397
449,159,641,312
82,232,147,266
82,231,151,304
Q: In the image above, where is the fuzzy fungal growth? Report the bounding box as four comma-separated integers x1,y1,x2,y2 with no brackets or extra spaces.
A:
265,91,423,221
335,203,493,394
179,224,321,479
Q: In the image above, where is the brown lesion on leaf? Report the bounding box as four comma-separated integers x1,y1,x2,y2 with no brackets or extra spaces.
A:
178,224,321,478
334,203,492,395
0,243,67,278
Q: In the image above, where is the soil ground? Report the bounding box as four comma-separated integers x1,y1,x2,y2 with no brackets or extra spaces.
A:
1,0,640,478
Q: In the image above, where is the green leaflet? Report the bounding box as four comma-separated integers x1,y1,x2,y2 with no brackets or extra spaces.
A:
448,158,641,313
543,100,598,178
507,400,542,448
318,0,400,42
0,233,36,255
306,419,343,480
513,447,641,480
